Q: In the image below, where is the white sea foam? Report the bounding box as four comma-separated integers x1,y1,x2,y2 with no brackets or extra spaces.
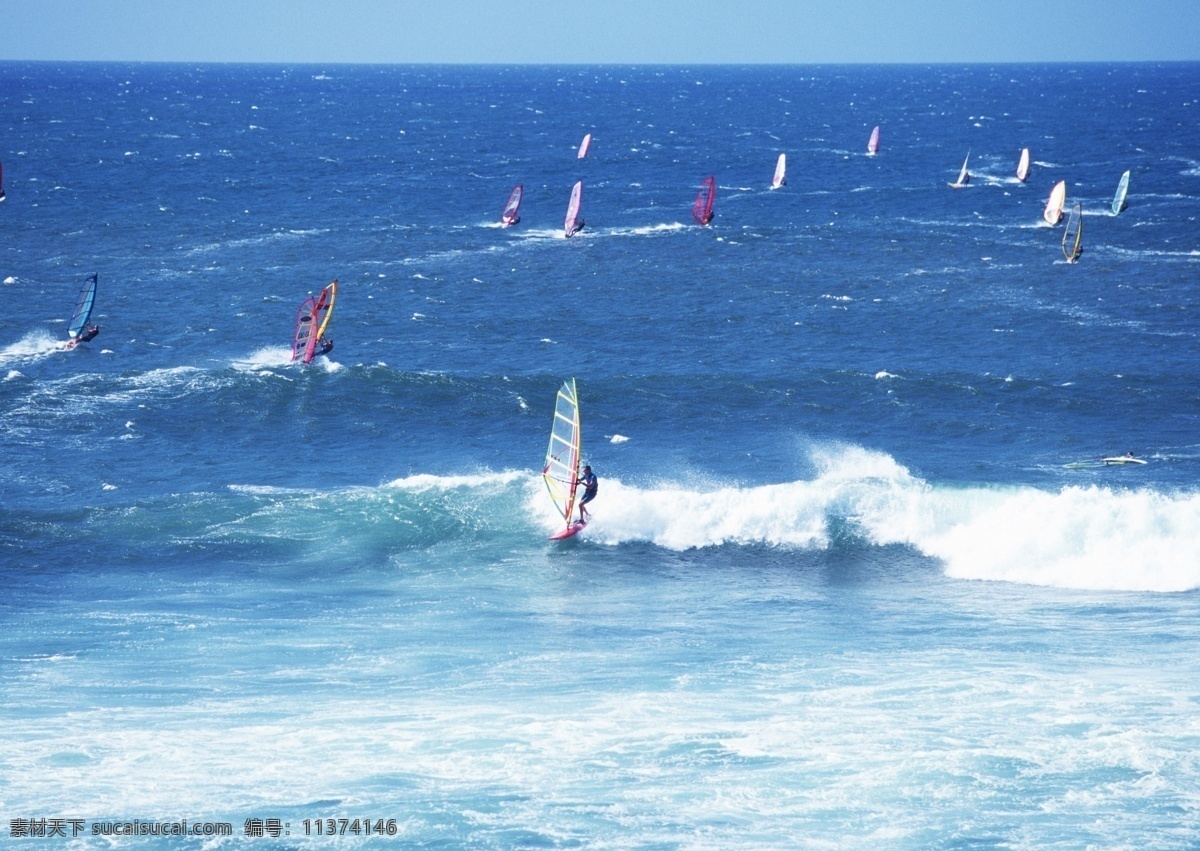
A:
0,330,66,364
525,445,1200,593
232,346,293,371
387,470,526,492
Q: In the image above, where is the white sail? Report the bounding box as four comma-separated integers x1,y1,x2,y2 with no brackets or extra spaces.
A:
543,378,582,525
1016,148,1030,182
771,153,786,189
1044,180,1067,225
1112,170,1130,214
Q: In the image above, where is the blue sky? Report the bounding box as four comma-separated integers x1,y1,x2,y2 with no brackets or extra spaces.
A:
5,0,1199,63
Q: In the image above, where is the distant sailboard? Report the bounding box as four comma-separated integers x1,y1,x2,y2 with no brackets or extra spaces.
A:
577,133,592,160
1043,180,1067,225
1112,170,1130,215
1016,148,1030,182
771,153,787,189
1065,455,1147,469
693,176,715,225
948,149,971,188
543,378,586,540
500,184,523,228
291,280,337,364
867,126,880,156
564,180,584,237
0,161,6,202
1062,204,1083,263
67,273,98,340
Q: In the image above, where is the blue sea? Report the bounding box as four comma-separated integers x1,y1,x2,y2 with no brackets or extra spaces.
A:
3,62,1200,848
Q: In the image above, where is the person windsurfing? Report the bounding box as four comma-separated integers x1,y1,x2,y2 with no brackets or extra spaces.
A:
576,464,597,523
65,325,100,350
569,219,585,237
317,336,334,356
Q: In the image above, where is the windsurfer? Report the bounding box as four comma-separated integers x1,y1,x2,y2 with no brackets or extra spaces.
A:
66,325,100,349
569,219,585,236
318,337,334,356
576,465,597,522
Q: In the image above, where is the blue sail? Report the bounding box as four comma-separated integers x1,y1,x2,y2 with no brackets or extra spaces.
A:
67,273,97,338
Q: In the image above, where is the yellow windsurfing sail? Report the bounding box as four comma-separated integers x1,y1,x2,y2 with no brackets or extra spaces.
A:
542,378,582,526
315,279,338,339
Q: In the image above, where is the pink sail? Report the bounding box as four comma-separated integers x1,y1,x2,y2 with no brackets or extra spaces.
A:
500,184,522,227
564,181,583,237
577,133,592,159
692,176,715,225
867,126,880,155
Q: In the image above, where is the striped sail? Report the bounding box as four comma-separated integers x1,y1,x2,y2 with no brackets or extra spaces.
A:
543,378,582,526
68,273,97,338
1112,170,1130,214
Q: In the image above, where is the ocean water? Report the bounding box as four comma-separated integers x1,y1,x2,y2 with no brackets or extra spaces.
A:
2,61,1200,848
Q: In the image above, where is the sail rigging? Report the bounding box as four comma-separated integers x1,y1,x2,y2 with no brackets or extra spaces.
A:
314,280,337,342
68,273,98,338
693,176,715,225
291,281,336,364
500,184,523,227
1062,204,1083,263
1044,180,1067,225
543,378,582,529
771,153,786,189
1112,170,1130,214
564,181,583,237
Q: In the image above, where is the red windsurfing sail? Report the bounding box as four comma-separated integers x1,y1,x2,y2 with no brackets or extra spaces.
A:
564,181,583,237
501,184,522,227
692,176,715,226
867,126,880,155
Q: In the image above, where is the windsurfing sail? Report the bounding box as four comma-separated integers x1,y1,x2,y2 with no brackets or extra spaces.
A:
1044,180,1067,225
543,378,582,531
67,273,98,338
867,126,880,156
771,153,787,189
1016,148,1030,182
1062,204,1083,263
1112,170,1130,214
564,180,583,237
314,279,337,341
577,133,592,159
949,149,970,188
291,296,318,363
693,176,715,225
500,184,523,227
0,162,6,202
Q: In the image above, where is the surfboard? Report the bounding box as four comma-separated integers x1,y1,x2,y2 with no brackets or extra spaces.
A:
500,184,522,227
1016,148,1030,182
68,273,98,339
771,153,786,189
1062,204,1083,263
543,378,585,540
577,133,592,159
564,181,583,237
948,149,970,188
549,520,587,540
1044,180,1066,225
1112,170,1130,215
693,176,715,225
867,126,880,156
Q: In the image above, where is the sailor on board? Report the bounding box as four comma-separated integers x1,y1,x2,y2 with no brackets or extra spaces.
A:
568,219,585,237
576,464,598,522
317,337,334,356
65,325,100,350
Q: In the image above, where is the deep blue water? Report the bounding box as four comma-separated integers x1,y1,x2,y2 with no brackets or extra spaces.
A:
2,62,1200,848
